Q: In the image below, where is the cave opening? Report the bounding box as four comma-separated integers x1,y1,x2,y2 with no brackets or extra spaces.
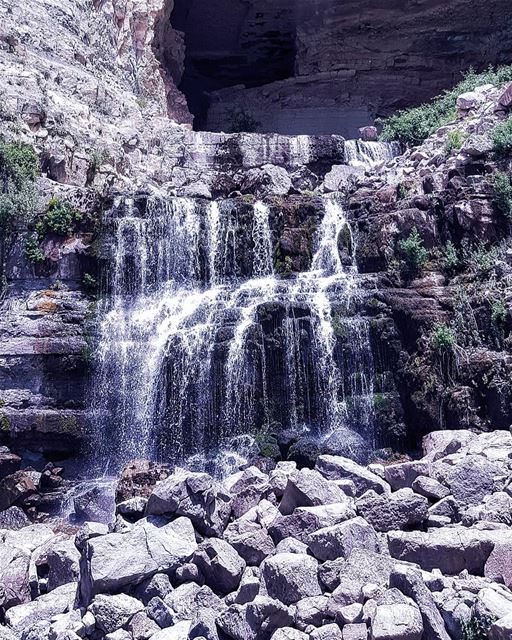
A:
170,0,297,132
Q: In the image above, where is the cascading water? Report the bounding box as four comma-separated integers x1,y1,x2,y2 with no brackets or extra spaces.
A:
345,140,401,169
90,193,377,471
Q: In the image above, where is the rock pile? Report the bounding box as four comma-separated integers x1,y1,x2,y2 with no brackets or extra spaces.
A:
0,429,512,639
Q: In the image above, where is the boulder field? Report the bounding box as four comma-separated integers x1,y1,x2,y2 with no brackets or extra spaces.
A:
1,429,512,639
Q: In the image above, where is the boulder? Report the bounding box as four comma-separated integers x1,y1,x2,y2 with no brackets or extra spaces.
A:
193,538,245,595
308,517,379,562
411,476,450,501
356,488,428,532
89,593,143,634
342,624,367,640
434,455,500,506
241,164,292,197
294,595,331,630
149,620,191,639
134,573,173,605
45,539,80,591
73,484,115,524
145,471,230,537
279,468,347,515
0,448,22,480
389,566,450,640
5,583,77,633
456,91,485,111
163,583,224,623
371,602,423,639
217,595,293,640
0,507,31,530
0,544,31,609
0,472,36,511
224,518,275,565
80,516,197,601
316,456,389,496
261,553,322,605
490,613,512,640
383,462,430,491
485,541,512,588
311,624,343,640
270,629,308,640
126,611,160,640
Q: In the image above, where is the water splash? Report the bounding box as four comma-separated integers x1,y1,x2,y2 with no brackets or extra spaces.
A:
345,140,400,170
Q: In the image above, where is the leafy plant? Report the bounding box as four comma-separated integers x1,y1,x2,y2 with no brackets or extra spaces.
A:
24,234,45,263
397,184,409,200
398,228,428,276
491,300,507,325
431,323,456,352
36,198,81,237
82,273,97,294
493,171,512,219
442,241,460,275
226,107,261,134
0,138,38,229
380,64,512,145
445,130,466,153
492,116,512,156
461,615,495,640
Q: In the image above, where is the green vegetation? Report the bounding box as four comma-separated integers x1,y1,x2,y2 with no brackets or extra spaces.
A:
226,107,261,133
24,234,45,263
274,254,293,278
491,300,507,325
445,130,466,153
492,116,512,156
36,198,81,237
398,228,428,277
0,138,38,230
461,615,495,640
493,171,512,219
442,241,460,275
331,313,347,338
380,65,512,146
431,323,456,352
82,273,97,294
397,184,409,200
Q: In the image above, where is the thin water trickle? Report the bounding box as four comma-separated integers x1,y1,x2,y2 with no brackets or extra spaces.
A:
90,193,377,470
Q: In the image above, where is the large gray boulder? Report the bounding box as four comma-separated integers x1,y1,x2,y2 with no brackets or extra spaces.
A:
411,476,450,501
294,595,331,630
193,538,246,595
387,527,512,574
145,471,230,537
80,516,197,601
261,553,322,605
316,456,389,496
5,583,77,633
241,164,292,197
371,601,423,640
223,519,275,565
308,517,379,562
217,595,293,640
490,613,512,640
389,566,450,640
45,539,80,591
0,544,31,609
88,593,143,634
356,488,428,532
432,455,500,506
279,469,347,515
163,582,225,623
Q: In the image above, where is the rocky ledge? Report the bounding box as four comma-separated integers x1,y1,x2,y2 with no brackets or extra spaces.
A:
0,429,512,639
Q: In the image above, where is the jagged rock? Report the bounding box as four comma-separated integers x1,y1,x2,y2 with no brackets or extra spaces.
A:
224,519,275,565
427,496,460,521
323,165,363,192
188,607,220,640
270,629,308,640
371,602,423,640
294,595,331,629
457,91,485,111
342,624,367,640
0,506,31,530
226,567,260,605
275,537,308,554
163,582,225,623
269,462,297,497
311,624,343,640
0,544,31,608
47,609,84,639
148,620,191,639
134,573,173,605
74,522,109,551
175,562,204,586
261,553,322,605
116,460,170,503
0,472,37,511
73,484,115,524
473,587,512,621
241,164,292,197
463,492,512,526
217,595,293,640
116,497,148,518
308,517,379,562
45,539,80,591
316,456,389,496
146,596,175,628
89,593,143,634
387,527,512,574
411,476,450,501
389,566,450,640
145,471,230,536
490,613,512,640
485,541,512,588
0,448,22,480
383,462,430,491
80,516,197,600
5,583,77,633
356,488,428,532
193,538,246,595
279,468,347,515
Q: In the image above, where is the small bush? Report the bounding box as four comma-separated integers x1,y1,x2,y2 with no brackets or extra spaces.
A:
442,241,460,275
446,130,466,153
461,615,495,640
36,198,81,237
492,116,512,156
491,300,507,325
398,228,428,276
0,138,38,229
381,64,512,146
82,273,97,294
397,184,409,200
24,235,45,263
226,108,261,133
431,323,456,352
493,171,512,219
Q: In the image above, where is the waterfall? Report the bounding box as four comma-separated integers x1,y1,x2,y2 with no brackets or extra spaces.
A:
90,195,376,470
345,140,400,169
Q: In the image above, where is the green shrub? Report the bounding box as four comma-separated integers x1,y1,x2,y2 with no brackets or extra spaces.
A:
24,235,45,263
492,116,512,156
36,198,81,237
461,615,495,640
445,130,466,153
226,107,261,133
398,228,428,276
381,65,512,146
82,273,97,294
493,171,512,219
397,184,409,200
491,300,507,325
431,323,456,352
442,241,460,275
0,138,38,229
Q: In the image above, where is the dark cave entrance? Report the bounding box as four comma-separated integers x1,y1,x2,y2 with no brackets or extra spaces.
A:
169,0,297,132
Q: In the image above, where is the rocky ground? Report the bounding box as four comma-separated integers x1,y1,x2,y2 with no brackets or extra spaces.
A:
0,429,511,639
